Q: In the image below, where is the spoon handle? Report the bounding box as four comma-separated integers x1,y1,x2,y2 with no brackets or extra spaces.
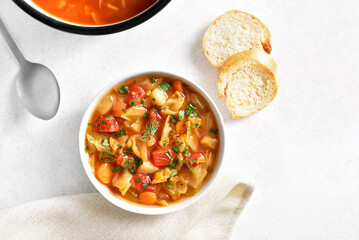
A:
0,17,26,66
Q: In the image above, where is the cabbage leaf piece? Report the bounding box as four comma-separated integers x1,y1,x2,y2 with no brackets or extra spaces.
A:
129,134,148,162
137,161,159,174
135,77,163,93
152,167,176,184
164,91,185,112
86,131,110,153
179,163,208,189
159,116,173,148
112,172,133,196
200,135,218,149
163,175,188,200
121,106,147,122
97,93,117,115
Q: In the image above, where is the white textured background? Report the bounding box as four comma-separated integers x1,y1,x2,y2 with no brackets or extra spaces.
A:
1,0,359,239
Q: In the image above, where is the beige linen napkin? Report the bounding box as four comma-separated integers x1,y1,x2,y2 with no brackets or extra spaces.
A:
0,169,252,240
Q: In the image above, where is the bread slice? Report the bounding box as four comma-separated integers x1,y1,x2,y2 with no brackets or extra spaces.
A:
203,10,271,69
218,49,279,119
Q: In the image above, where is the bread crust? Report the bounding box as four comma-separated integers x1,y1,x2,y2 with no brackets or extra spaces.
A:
218,49,279,119
202,10,272,69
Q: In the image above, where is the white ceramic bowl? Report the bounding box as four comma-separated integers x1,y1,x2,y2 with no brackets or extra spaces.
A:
79,71,225,215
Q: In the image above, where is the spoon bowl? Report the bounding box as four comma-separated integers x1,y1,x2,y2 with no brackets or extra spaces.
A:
16,62,60,120
0,17,60,120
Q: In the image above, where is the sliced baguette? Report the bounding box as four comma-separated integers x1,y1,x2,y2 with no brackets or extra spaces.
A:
203,10,271,69
218,49,279,119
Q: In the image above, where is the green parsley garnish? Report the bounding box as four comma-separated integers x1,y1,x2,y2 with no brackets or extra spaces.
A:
183,149,189,156
152,76,156,83
119,128,126,137
129,101,137,107
185,103,197,117
165,151,172,160
100,151,117,162
190,158,198,164
172,146,180,154
167,160,179,169
88,122,91,126
140,99,145,104
209,169,213,173
171,115,178,124
117,144,123,150
178,110,185,121
183,83,189,88
119,86,129,94
143,182,152,187
210,128,218,135
166,184,174,189
102,138,110,146
101,121,108,125
136,178,141,183
109,96,113,102
112,166,122,172
163,140,167,147
143,111,150,120
168,170,178,181
123,160,130,170
134,119,140,123
84,146,88,153
121,108,126,113
157,82,171,92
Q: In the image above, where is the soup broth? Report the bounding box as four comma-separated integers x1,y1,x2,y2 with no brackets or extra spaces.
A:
85,75,220,207
32,0,157,25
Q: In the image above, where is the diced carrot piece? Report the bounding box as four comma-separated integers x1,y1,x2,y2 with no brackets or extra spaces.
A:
176,119,187,134
96,163,114,184
139,191,157,205
173,80,184,93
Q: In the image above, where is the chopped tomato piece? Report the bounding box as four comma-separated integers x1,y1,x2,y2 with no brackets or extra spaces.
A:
93,115,120,133
134,174,156,193
186,153,205,166
152,147,176,167
116,153,125,166
149,108,162,123
124,84,145,104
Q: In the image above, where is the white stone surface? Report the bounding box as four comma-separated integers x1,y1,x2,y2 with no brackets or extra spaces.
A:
1,0,359,239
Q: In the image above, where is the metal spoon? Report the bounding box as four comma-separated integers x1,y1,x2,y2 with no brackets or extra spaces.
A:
0,17,60,120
